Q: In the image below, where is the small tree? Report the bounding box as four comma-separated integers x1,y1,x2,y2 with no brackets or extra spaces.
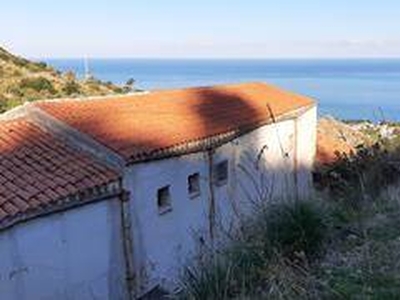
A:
123,78,136,93
62,71,81,95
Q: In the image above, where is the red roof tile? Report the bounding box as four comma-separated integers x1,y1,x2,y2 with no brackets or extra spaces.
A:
0,118,120,228
35,83,314,163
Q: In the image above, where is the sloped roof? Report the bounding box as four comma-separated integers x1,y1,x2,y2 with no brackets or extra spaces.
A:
0,118,120,229
35,82,315,164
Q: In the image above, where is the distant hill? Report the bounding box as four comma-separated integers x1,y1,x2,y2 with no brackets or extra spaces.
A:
0,47,127,113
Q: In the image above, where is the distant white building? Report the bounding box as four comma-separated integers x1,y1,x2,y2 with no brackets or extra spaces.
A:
0,83,316,299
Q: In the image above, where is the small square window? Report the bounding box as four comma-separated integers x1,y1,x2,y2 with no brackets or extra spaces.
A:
157,185,172,215
188,173,201,198
214,160,228,186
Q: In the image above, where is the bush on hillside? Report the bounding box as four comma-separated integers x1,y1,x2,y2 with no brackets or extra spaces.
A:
0,98,21,113
178,199,330,300
261,200,329,259
33,61,48,70
19,77,56,94
62,79,81,95
314,143,400,210
180,257,238,300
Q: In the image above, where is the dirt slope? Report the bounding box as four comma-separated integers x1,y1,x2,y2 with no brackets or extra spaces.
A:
317,117,369,164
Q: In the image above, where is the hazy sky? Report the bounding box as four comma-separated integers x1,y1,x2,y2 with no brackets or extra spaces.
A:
1,0,400,58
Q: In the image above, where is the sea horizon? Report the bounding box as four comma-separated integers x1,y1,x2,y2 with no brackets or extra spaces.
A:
38,56,400,60
44,58,400,122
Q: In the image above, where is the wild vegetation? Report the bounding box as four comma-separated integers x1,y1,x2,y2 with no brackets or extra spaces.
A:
178,128,400,299
0,46,134,113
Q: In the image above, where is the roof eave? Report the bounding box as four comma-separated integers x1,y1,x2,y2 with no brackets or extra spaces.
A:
126,103,316,165
0,179,123,233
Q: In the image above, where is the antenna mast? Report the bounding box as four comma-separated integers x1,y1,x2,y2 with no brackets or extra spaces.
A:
84,56,92,81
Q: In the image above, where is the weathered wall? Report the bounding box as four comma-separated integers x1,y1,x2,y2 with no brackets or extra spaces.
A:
124,152,210,291
295,106,317,198
123,106,317,293
212,117,297,236
0,199,127,300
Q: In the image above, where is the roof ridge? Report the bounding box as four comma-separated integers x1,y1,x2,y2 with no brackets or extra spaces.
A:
30,82,315,164
125,103,315,164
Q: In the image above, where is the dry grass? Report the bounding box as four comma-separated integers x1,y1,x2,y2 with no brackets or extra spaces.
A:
0,46,125,113
179,137,400,299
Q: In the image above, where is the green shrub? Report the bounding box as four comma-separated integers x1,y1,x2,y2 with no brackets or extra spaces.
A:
179,245,317,300
12,57,30,68
0,98,22,113
6,85,25,97
122,78,136,93
178,199,330,299
180,257,237,300
261,200,329,259
314,143,400,211
33,61,47,70
19,77,56,94
62,79,81,95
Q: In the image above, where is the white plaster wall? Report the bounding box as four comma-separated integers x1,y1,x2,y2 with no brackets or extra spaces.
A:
295,106,317,197
123,106,317,292
0,199,127,300
212,117,297,236
212,107,317,239
123,153,210,291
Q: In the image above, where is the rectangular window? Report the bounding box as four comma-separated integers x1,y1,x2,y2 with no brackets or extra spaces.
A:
214,160,228,186
188,173,201,198
157,185,172,215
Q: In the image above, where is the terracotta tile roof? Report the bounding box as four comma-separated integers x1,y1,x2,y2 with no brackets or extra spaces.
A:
0,118,120,229
35,82,315,163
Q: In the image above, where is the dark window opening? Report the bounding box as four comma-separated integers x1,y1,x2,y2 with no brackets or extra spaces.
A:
188,173,201,197
157,185,172,214
214,160,228,186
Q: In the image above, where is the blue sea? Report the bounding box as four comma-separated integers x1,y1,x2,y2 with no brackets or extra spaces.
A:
45,59,400,122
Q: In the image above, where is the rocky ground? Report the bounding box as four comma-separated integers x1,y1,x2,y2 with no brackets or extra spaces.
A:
317,116,400,164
